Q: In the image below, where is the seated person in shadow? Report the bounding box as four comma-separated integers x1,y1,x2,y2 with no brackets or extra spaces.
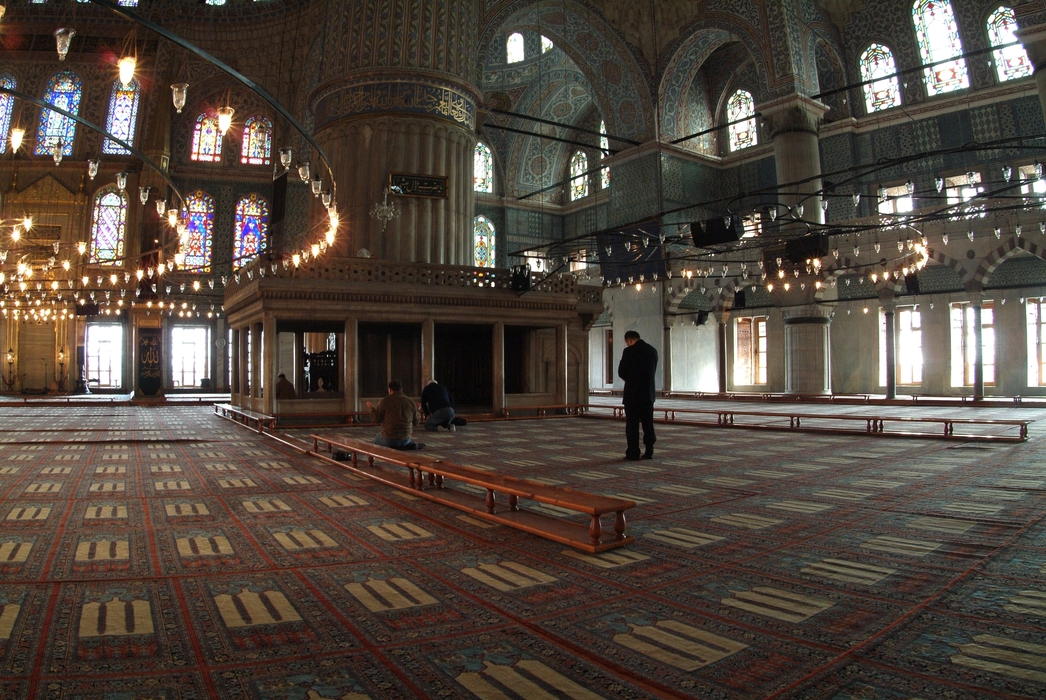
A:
275,373,296,400
365,379,425,450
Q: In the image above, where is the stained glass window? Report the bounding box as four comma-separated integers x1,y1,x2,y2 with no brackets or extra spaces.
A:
102,79,140,155
240,116,273,165
35,70,82,156
191,112,222,162
507,33,525,63
541,36,554,53
474,142,493,193
860,44,902,112
0,73,15,155
912,0,969,95
600,120,611,189
474,215,495,268
183,190,215,272
988,7,1032,82
570,151,588,200
727,89,757,151
90,187,128,266
233,194,269,269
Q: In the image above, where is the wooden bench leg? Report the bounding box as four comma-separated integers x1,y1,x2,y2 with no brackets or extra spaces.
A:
427,471,436,488
614,510,627,540
435,474,444,489
485,489,496,513
508,494,518,511
351,451,358,466
408,467,416,488
590,515,602,546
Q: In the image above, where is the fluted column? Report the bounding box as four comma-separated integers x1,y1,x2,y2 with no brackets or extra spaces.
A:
310,0,479,264
783,304,832,395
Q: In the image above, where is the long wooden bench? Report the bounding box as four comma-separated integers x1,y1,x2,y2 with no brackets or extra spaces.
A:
214,404,276,434
310,435,635,552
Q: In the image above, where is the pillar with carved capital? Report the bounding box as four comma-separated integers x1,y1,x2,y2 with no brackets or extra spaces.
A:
311,0,479,264
783,304,832,395
757,95,828,224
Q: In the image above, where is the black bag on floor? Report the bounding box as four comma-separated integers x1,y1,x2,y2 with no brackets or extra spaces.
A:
451,416,467,426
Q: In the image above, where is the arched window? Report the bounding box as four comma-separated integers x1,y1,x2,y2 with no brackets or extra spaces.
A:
541,36,554,53
474,142,494,193
90,187,128,266
474,215,495,268
507,33,525,63
987,7,1032,82
182,191,215,272
233,193,269,269
912,0,969,95
727,89,757,152
240,116,273,165
860,44,902,112
190,112,222,162
570,151,588,200
35,70,82,156
600,120,611,189
0,73,15,155
102,79,141,155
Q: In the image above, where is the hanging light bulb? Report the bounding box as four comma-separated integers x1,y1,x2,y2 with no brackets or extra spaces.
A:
217,106,235,135
167,208,178,227
115,172,127,191
139,186,150,206
878,186,887,203
1003,165,1013,182
325,229,336,246
9,127,24,152
897,239,904,252
54,28,75,61
795,204,804,218
76,241,87,255
86,158,99,180
51,141,63,165
1037,162,1044,180
170,83,188,113
321,191,332,207
942,233,950,245
875,241,881,253
968,229,975,242
136,269,144,280
1016,225,1023,238
155,199,166,216
118,56,136,87
298,162,310,183
852,192,860,207
994,227,1002,239
310,177,323,196
905,180,915,195
935,176,944,193
0,6,6,22
821,199,829,212
279,148,293,169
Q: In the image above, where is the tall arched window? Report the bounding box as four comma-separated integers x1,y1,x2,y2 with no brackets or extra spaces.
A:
233,193,269,269
913,0,969,95
191,112,222,162
474,215,495,268
90,187,128,266
102,79,141,155
987,7,1032,82
600,120,611,189
474,142,494,193
860,44,902,112
0,73,15,154
183,191,215,272
570,151,588,200
727,89,757,152
35,70,82,156
241,116,273,165
507,33,525,63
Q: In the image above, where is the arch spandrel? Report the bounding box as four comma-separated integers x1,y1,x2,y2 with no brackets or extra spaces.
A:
479,0,654,141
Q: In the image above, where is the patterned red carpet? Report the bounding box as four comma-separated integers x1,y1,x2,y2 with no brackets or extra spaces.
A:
0,405,1043,698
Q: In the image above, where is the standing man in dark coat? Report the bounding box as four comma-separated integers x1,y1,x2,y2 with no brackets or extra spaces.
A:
618,330,658,460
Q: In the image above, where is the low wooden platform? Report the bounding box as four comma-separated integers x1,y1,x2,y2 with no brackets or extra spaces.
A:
310,435,635,552
214,404,276,434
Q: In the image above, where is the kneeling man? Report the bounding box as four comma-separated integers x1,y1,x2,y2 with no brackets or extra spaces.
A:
366,379,425,450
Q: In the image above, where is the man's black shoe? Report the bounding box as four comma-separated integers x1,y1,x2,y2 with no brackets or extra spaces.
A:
641,452,654,460
624,454,641,461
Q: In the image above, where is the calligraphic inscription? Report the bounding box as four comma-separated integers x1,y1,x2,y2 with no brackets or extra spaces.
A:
390,174,447,199
313,80,476,130
137,327,162,396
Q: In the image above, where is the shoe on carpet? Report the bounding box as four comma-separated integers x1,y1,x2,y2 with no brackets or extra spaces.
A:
624,454,641,461
448,424,456,432
641,453,653,460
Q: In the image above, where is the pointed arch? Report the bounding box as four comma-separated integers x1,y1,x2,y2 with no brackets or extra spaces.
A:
0,73,15,155
182,190,215,272
474,215,496,267
599,120,610,189
241,116,273,165
233,193,269,269
987,7,1032,82
726,89,757,152
569,151,588,200
859,44,902,112
35,70,82,156
506,32,525,63
90,187,128,266
912,0,969,96
474,142,494,193
103,78,141,155
191,111,222,162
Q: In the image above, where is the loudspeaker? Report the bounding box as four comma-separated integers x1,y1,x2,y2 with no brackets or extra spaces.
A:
692,214,743,248
784,233,829,264
905,271,921,295
696,310,710,326
76,303,100,316
733,290,747,309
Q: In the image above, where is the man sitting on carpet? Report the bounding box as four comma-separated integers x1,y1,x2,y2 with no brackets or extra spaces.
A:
365,379,425,450
420,379,456,432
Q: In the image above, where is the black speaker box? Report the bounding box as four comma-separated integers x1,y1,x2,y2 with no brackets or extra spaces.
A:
733,290,747,309
784,233,829,264
692,214,743,248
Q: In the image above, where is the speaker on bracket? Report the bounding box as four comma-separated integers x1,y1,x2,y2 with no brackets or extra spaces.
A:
692,214,744,248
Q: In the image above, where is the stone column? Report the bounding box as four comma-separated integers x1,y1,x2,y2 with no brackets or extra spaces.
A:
310,0,479,263
238,327,249,404
230,328,240,398
717,314,728,394
343,318,358,413
757,95,828,224
972,296,984,400
262,314,277,415
421,319,435,386
661,324,673,393
293,331,305,398
250,323,262,402
492,321,505,416
782,304,832,394
555,323,569,405
215,318,227,391
884,306,897,400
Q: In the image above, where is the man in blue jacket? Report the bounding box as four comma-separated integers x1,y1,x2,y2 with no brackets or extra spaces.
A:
617,330,658,460
420,379,456,432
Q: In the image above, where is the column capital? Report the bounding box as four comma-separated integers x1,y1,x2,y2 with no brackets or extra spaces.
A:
781,303,833,325
756,94,830,138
